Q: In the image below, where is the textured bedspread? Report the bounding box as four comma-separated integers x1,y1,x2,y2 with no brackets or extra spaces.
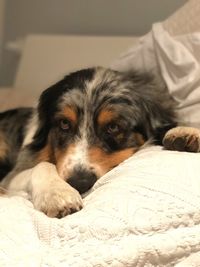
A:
1,146,200,266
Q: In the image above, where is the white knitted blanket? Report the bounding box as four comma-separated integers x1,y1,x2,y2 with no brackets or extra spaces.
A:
1,146,200,266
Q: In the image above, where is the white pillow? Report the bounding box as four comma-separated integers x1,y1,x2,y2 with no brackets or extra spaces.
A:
111,23,200,128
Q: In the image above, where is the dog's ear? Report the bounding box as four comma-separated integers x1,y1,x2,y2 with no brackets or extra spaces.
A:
126,71,177,144
141,98,176,144
30,79,67,150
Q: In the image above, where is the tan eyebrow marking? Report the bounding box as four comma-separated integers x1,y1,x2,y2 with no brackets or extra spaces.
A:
57,107,77,124
97,110,117,125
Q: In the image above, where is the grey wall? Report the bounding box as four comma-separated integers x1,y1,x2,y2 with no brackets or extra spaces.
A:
0,0,187,86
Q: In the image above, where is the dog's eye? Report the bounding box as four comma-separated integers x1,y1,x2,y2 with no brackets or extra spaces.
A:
60,119,71,131
106,123,120,135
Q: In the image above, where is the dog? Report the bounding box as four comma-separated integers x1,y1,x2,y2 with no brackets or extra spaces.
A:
0,66,179,217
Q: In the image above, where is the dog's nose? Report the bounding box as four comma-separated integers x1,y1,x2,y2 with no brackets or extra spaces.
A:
67,168,97,194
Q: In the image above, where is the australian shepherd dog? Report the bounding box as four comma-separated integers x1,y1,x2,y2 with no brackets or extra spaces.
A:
0,67,196,218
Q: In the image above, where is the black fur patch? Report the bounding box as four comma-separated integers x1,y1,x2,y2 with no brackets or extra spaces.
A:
0,108,33,179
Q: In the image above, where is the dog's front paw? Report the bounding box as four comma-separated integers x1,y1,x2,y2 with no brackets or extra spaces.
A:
163,126,200,152
33,180,83,218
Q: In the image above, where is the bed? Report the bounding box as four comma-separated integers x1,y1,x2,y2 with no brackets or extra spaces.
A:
1,0,200,266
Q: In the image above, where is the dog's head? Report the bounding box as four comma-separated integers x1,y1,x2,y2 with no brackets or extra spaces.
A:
29,67,175,194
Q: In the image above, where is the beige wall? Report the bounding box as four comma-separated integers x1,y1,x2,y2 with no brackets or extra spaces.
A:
0,0,5,66
0,0,187,86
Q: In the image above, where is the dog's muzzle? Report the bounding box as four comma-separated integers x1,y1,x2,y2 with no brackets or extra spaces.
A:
67,167,97,194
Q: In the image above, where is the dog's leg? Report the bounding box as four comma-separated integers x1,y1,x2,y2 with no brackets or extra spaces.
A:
163,126,200,152
4,162,83,217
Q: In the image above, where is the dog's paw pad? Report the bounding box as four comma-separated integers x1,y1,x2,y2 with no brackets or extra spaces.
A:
163,127,200,152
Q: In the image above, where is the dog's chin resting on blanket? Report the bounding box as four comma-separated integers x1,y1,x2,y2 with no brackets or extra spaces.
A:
0,66,196,218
